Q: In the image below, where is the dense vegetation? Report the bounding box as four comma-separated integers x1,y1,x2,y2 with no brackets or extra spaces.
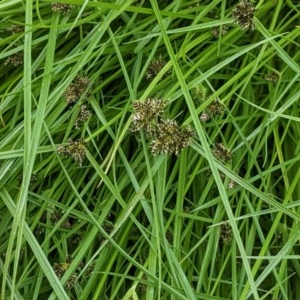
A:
1,0,300,299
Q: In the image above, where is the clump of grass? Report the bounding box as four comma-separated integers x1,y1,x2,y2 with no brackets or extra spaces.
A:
1,0,300,299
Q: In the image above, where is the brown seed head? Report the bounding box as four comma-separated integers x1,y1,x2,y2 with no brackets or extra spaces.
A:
57,139,87,166
131,98,165,134
4,53,23,67
232,0,256,30
151,119,194,155
63,76,91,105
51,3,73,15
146,55,170,81
75,104,92,128
211,25,229,37
212,143,232,163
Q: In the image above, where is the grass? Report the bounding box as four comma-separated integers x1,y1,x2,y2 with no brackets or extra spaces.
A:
1,0,300,299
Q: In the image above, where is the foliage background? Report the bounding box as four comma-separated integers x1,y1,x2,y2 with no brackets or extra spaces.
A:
1,0,300,299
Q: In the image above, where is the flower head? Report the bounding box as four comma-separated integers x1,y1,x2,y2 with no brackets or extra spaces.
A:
146,55,170,81
220,223,233,246
200,99,224,122
51,3,73,15
265,72,279,84
151,119,194,155
211,25,229,38
131,98,165,134
63,75,91,105
4,53,23,67
131,99,194,155
65,273,78,289
212,143,232,163
57,139,87,166
232,0,256,30
6,25,23,35
75,104,92,129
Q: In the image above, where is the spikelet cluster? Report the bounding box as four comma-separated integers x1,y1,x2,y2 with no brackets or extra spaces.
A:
232,0,256,30
200,100,225,122
131,99,194,155
212,143,232,163
53,257,78,289
51,3,73,15
146,55,170,81
4,53,23,67
57,139,87,166
131,98,165,136
63,75,91,105
75,104,92,129
151,119,194,155
6,25,23,35
211,25,229,38
220,223,233,246
265,72,279,83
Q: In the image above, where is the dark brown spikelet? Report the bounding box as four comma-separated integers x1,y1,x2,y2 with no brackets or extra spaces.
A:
53,262,68,279
57,139,87,166
265,72,279,84
6,25,23,35
75,104,92,129
51,3,73,15
211,25,229,38
49,209,73,228
18,173,38,188
4,53,23,67
146,55,170,81
102,221,114,234
212,143,232,163
131,98,165,134
63,75,91,105
176,126,195,153
65,273,78,289
151,119,194,155
50,210,63,224
220,223,233,246
131,99,194,155
200,99,225,122
232,0,256,30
